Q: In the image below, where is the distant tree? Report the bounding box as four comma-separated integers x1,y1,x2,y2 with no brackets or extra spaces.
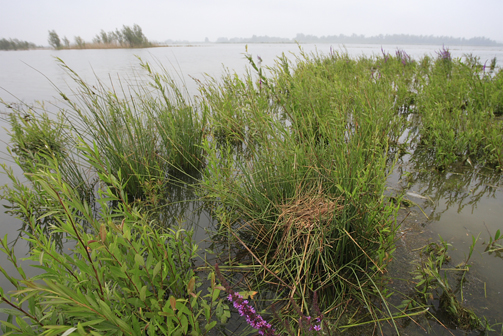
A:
74,36,85,48
62,36,70,48
114,29,125,45
99,30,111,44
0,38,37,50
121,24,149,47
48,30,61,49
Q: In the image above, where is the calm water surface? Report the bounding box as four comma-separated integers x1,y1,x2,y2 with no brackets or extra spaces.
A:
1,44,503,334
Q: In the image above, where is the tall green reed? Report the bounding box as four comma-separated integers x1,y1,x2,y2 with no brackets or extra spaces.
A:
55,58,206,199
200,49,402,328
414,50,503,169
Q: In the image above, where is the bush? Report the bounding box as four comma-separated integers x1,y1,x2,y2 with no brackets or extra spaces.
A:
0,142,229,335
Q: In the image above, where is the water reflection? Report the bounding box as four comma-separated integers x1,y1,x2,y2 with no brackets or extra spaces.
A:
387,151,503,335
396,148,502,221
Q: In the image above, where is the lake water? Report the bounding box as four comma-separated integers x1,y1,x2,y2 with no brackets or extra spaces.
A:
1,43,503,334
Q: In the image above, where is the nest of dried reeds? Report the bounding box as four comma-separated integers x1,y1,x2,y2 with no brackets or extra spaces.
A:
269,190,345,258
277,193,344,232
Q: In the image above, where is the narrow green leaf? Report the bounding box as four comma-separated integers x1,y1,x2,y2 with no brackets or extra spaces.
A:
204,321,217,331
152,261,162,278
61,327,77,336
135,254,144,267
140,285,147,302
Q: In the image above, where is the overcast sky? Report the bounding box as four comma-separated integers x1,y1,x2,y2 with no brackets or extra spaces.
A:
1,0,502,45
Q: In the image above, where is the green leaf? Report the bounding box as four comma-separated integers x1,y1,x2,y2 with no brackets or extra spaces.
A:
61,327,77,336
172,328,184,336
0,308,26,317
152,261,162,278
180,314,189,334
135,254,145,267
0,320,21,331
140,285,147,302
212,288,220,302
39,250,45,265
204,321,217,332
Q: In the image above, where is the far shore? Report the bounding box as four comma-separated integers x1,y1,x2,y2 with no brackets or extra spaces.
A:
3,41,503,52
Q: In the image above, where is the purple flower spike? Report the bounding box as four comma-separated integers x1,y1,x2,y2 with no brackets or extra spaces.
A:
396,48,412,65
436,44,451,61
381,47,390,63
215,265,277,336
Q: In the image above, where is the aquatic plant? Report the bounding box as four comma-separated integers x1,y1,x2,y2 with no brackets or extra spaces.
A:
6,111,70,165
399,235,492,332
484,229,503,254
414,51,503,169
436,44,452,61
54,58,206,199
395,48,414,66
1,45,502,335
215,264,326,335
0,143,228,335
2,107,96,207
200,49,402,330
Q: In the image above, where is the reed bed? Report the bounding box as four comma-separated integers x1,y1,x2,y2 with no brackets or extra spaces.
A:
199,50,403,329
53,58,206,199
1,46,501,334
198,47,502,331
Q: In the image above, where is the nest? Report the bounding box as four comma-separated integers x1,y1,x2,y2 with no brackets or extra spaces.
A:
277,193,344,232
268,191,345,261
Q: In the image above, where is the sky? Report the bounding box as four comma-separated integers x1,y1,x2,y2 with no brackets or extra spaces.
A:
1,0,502,45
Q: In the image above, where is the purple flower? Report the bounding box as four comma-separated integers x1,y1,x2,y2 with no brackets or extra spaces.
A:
396,49,412,65
436,45,451,61
381,47,390,63
308,321,322,332
257,55,263,66
215,265,277,336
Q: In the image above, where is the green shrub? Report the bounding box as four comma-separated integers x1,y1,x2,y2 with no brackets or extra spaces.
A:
0,142,229,335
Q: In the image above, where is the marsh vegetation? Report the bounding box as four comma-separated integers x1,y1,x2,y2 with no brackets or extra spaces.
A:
0,39,38,51
0,46,502,335
48,25,153,50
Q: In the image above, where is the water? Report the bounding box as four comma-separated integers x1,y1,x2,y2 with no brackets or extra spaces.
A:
1,43,503,334
2,43,502,103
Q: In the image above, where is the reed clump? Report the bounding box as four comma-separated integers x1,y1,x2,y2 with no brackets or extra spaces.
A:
200,49,402,328
52,58,206,199
414,50,503,169
200,46,502,331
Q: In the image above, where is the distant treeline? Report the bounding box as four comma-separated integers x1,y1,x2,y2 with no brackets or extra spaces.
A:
216,35,291,43
0,38,38,50
216,34,502,46
48,24,152,49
